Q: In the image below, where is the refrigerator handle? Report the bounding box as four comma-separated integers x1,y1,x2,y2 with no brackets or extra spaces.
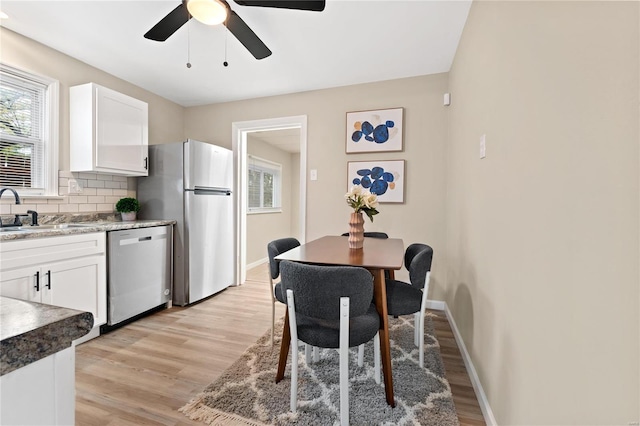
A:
144,157,148,170
190,188,232,196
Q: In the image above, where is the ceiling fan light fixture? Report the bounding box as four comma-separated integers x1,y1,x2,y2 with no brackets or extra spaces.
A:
187,0,228,25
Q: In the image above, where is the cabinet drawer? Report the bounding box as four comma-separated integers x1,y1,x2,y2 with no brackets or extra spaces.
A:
0,233,106,271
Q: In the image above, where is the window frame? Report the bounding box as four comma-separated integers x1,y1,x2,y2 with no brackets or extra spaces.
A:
247,155,282,214
0,63,59,197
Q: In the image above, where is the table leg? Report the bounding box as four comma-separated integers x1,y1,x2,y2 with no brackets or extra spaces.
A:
276,309,290,383
371,268,395,407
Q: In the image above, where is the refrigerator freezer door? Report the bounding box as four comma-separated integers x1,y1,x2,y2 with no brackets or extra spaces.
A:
184,140,233,190
184,190,234,303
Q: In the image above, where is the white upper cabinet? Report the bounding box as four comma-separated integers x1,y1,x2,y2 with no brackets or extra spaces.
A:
70,83,149,176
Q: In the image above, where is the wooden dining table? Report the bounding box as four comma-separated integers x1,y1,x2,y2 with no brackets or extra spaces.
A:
274,235,404,407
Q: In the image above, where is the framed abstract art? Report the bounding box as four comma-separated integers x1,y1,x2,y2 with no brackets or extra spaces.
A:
347,160,405,203
345,107,404,153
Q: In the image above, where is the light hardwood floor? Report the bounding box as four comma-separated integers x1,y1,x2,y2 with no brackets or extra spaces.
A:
75,264,485,425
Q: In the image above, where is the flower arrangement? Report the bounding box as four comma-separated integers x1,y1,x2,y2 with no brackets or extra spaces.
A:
345,185,379,222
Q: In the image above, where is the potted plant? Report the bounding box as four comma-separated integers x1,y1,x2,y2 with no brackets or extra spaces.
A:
116,197,140,221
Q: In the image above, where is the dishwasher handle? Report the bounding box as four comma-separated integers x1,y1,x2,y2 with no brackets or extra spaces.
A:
118,233,166,246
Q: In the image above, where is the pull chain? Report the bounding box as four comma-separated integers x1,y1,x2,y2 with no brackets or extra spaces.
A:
186,17,192,68
223,26,229,67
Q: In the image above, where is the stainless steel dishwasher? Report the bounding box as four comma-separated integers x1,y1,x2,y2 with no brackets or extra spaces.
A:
106,225,172,326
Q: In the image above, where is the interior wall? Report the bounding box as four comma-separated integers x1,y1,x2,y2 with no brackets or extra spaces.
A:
245,135,294,265
446,1,639,424
0,28,184,212
185,74,449,288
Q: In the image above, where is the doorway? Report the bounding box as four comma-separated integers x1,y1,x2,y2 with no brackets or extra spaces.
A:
232,116,307,284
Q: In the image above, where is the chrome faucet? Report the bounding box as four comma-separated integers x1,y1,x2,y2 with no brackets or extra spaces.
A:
0,187,23,227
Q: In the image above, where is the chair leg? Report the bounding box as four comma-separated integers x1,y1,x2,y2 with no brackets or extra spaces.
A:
270,277,276,347
305,344,311,365
339,297,349,426
286,290,299,413
357,344,364,367
374,332,380,384
418,272,431,369
419,313,425,368
414,312,420,347
271,301,276,347
313,346,319,362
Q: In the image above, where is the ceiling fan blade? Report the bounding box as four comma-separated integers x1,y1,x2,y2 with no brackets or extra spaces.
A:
224,10,272,60
144,3,191,41
233,0,325,12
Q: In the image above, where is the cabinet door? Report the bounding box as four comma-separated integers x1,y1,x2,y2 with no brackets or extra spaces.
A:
95,85,148,175
0,266,41,303
40,255,107,327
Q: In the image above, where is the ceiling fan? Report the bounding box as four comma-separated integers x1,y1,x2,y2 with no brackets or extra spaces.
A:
144,0,325,60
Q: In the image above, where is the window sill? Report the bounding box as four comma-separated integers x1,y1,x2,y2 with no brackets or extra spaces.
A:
248,209,282,215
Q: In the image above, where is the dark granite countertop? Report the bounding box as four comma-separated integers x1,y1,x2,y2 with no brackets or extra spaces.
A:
0,219,175,241
0,297,94,376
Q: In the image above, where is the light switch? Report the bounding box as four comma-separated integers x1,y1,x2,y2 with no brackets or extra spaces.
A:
480,134,486,159
310,169,318,181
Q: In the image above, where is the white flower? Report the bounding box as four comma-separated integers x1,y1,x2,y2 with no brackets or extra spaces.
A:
345,184,380,222
351,185,363,196
364,192,379,209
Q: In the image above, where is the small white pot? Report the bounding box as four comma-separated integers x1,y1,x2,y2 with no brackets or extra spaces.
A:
121,211,137,221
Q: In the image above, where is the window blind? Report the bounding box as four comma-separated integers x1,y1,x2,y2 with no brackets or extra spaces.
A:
0,72,46,190
247,155,281,211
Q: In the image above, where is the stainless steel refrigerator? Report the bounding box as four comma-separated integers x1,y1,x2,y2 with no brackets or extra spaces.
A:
137,139,235,306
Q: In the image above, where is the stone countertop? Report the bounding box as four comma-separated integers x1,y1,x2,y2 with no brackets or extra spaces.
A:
0,297,93,376
0,219,176,241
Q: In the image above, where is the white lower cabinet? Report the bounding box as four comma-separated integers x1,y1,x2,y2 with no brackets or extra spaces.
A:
0,347,75,426
0,233,107,331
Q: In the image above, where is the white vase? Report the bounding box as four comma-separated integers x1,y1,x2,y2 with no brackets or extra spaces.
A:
121,211,137,221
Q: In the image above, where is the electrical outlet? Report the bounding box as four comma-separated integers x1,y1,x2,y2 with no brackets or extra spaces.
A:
310,169,318,181
68,179,82,194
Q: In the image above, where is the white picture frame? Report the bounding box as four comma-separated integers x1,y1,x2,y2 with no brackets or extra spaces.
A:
347,160,405,203
345,107,404,153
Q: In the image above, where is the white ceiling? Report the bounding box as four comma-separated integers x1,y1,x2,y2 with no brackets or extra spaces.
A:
0,0,471,107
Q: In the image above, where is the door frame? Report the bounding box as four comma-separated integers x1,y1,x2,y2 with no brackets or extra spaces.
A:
232,115,307,285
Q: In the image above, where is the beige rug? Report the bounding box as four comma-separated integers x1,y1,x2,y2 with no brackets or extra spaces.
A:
180,314,459,426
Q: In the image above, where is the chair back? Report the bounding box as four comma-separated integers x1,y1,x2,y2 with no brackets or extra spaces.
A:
267,238,300,280
405,243,433,290
280,261,373,321
341,232,389,239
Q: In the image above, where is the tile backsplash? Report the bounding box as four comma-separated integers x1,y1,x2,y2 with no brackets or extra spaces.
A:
0,171,136,215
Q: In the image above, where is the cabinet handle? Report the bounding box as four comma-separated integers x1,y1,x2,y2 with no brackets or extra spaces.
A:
34,271,40,291
144,157,148,170
45,270,51,289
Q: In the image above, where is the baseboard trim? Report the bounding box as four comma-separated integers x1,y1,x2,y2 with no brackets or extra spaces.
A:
439,301,497,426
246,257,268,270
425,300,446,311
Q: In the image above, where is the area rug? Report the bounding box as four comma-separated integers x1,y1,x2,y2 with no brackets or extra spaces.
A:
180,313,459,426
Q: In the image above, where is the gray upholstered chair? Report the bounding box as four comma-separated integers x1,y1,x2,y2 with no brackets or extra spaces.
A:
385,243,433,368
267,238,301,346
281,261,381,426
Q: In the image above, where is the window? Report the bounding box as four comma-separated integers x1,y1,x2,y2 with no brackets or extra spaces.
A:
248,155,281,213
0,64,58,196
